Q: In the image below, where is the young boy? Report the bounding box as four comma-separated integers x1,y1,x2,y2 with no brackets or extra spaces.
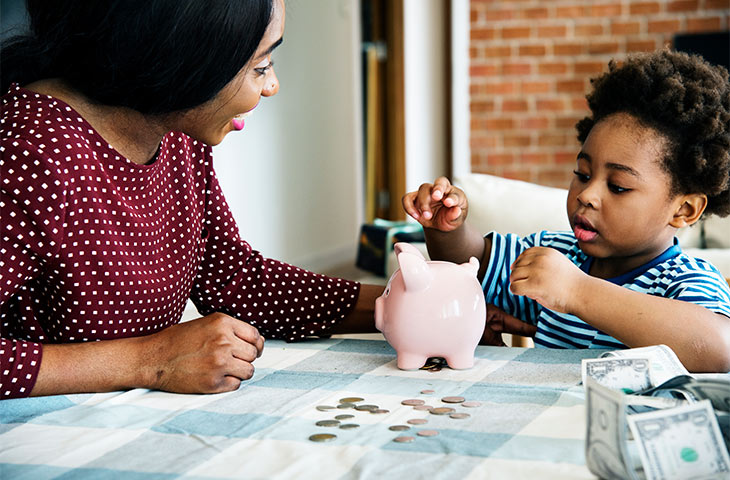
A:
403,50,730,373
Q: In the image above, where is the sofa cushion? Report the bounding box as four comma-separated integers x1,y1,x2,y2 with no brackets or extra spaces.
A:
703,214,730,249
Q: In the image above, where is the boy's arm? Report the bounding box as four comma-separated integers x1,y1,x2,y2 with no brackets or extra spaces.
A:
424,223,492,282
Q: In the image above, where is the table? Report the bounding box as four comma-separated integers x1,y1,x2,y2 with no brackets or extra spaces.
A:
0,338,607,479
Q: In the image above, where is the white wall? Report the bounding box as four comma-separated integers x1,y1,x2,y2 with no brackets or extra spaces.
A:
451,0,471,181
212,0,364,272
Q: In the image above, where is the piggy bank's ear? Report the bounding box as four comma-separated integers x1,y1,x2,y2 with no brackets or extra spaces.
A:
398,251,432,292
394,242,425,260
462,256,479,277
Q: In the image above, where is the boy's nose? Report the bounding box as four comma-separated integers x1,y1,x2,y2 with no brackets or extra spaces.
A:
577,184,600,208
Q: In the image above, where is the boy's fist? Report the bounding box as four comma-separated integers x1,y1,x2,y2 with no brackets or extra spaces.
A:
402,176,468,232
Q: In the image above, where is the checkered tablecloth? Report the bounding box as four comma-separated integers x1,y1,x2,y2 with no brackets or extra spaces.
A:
0,338,606,479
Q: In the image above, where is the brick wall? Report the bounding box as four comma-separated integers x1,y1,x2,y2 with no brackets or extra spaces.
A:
469,0,730,188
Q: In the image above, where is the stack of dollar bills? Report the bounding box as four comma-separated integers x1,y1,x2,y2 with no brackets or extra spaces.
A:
582,345,730,480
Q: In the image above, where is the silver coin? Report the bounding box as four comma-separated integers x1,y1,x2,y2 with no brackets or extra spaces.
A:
315,420,341,427
389,425,411,431
339,423,360,430
417,429,439,437
407,418,428,425
316,405,336,411
337,403,356,409
430,407,455,415
413,405,433,411
354,404,378,411
441,396,465,404
335,414,355,420
339,397,364,404
309,433,337,442
392,436,415,443
370,408,390,414
420,389,435,394
401,399,425,406
450,413,471,419
461,401,482,408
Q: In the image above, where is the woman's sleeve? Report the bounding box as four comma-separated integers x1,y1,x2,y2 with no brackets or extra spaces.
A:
1,138,66,398
189,169,360,341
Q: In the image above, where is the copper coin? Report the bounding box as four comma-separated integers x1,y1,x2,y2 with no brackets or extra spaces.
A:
420,389,435,394
316,405,336,411
392,436,415,443
337,403,356,409
461,401,482,408
417,429,439,437
389,425,411,431
370,409,390,414
339,423,360,430
315,420,340,427
401,399,425,406
339,397,364,403
450,413,471,419
354,404,378,411
414,405,433,411
441,396,465,404
309,433,337,442
430,407,455,415
335,414,354,420
407,418,428,425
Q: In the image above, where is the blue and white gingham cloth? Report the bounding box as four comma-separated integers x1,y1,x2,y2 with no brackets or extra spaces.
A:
0,338,605,479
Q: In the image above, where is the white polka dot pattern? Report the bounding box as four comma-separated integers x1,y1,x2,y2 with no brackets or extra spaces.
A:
0,84,360,398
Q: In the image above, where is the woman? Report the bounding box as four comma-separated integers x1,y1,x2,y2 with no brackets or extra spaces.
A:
0,0,382,399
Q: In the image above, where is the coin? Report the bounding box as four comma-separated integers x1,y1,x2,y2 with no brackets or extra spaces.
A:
316,405,336,411
354,404,378,411
337,403,356,409
413,405,433,411
441,396,465,404
461,401,482,408
335,414,354,420
420,389,435,394
450,413,470,419
392,436,415,443
339,397,364,403
401,399,425,406
309,433,337,442
389,425,411,431
407,418,428,425
370,409,390,414
315,420,340,427
430,407,455,415
417,429,439,437
339,423,360,430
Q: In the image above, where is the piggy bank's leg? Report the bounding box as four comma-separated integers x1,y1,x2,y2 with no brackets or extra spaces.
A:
396,352,428,370
444,353,475,370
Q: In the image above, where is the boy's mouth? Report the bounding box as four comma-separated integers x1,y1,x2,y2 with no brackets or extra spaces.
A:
573,215,598,242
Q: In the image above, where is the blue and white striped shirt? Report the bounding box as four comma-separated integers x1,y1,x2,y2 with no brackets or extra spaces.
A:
482,230,730,349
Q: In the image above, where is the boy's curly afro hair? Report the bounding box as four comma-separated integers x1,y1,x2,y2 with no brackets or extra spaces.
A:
576,49,730,217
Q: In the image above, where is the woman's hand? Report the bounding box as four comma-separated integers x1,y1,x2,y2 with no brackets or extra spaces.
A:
480,304,537,346
402,176,468,232
509,247,586,314
140,313,265,394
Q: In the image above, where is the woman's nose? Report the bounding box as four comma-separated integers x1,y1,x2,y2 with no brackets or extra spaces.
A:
262,70,279,97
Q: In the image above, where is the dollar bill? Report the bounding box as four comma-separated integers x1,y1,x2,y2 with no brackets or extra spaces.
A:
601,345,689,386
584,376,639,480
627,400,730,480
582,357,652,393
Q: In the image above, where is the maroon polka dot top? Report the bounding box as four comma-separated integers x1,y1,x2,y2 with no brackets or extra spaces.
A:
0,84,360,398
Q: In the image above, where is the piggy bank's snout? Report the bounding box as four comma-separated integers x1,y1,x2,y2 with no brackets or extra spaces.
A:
374,295,384,331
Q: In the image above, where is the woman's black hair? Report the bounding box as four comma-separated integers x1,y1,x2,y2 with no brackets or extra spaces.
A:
0,0,274,114
576,49,730,217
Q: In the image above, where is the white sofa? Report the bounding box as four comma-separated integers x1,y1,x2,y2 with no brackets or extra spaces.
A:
387,173,730,282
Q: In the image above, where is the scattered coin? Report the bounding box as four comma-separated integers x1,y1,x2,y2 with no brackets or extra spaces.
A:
337,403,356,409
339,423,360,430
354,404,378,411
309,433,337,442
335,414,354,420
392,436,415,443
414,405,433,411
315,420,341,427
450,413,470,419
461,401,482,408
316,405,336,411
339,397,364,404
417,429,439,437
389,425,411,431
430,407,455,415
420,389,435,394
441,396,465,404
401,399,425,406
407,418,428,425
370,409,390,414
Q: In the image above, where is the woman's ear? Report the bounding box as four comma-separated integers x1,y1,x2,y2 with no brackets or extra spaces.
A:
670,193,708,228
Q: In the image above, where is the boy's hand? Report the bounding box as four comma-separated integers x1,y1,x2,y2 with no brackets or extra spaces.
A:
402,177,468,232
480,304,537,346
509,247,586,314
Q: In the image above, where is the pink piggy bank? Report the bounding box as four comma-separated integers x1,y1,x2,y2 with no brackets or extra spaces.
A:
374,242,486,370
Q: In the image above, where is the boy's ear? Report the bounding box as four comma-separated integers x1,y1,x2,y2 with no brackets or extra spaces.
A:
670,193,708,228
